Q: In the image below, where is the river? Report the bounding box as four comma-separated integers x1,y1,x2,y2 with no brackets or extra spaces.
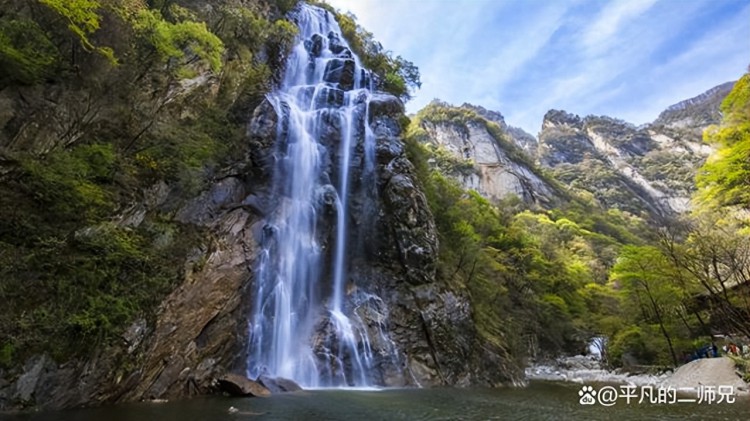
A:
5,382,746,420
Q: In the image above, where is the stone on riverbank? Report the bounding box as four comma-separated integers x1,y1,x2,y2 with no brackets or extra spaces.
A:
661,357,749,397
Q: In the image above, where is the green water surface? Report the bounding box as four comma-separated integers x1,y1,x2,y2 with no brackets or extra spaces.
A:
4,382,747,421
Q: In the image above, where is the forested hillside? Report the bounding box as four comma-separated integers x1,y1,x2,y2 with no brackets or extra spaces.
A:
405,74,750,368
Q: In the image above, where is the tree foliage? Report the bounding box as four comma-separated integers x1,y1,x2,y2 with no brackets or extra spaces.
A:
404,123,649,360
697,73,750,209
38,0,116,63
0,18,59,85
611,245,685,366
405,90,750,369
39,0,102,44
132,8,224,74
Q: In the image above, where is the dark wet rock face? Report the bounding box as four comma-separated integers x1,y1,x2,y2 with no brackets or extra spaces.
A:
323,59,356,91
383,172,438,285
328,31,352,58
314,87,345,109
248,99,280,175
308,33,324,58
369,95,405,120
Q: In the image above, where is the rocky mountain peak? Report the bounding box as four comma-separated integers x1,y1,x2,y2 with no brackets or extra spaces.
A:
459,102,539,156
414,101,558,206
653,81,734,130
460,103,506,125
542,109,583,129
535,81,733,216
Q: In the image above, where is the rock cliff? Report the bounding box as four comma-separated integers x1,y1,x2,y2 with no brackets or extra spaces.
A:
0,0,297,409
461,103,539,157
351,98,521,387
653,81,735,132
412,101,559,207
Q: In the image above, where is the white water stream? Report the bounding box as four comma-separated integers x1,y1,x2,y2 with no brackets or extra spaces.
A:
247,4,391,388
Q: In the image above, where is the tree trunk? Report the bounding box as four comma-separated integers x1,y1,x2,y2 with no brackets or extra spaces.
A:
642,282,678,367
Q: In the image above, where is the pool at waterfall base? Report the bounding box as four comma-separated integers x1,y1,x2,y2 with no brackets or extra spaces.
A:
6,382,747,421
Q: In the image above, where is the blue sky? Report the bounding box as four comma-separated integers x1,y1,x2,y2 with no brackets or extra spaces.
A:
325,0,750,135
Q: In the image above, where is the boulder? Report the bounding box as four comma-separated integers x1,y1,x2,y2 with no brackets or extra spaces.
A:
13,355,50,403
368,95,404,121
248,99,278,142
327,31,352,58
660,357,749,396
218,374,270,397
258,375,302,393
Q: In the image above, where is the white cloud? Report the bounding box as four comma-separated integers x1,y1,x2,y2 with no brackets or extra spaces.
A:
468,3,569,100
326,0,497,114
581,0,659,55
617,2,750,125
322,0,749,134
504,0,716,131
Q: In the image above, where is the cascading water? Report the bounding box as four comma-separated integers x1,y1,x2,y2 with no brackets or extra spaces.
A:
247,4,394,388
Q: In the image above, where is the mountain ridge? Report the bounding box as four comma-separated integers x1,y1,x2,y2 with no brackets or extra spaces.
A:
416,80,733,217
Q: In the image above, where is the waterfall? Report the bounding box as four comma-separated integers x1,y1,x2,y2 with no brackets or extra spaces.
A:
247,4,392,388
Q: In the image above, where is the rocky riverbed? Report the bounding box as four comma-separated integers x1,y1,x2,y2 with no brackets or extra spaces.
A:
525,355,668,387
526,355,749,398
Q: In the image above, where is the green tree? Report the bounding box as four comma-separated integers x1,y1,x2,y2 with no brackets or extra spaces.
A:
658,214,750,339
696,73,750,209
611,245,685,366
334,11,420,101
132,9,225,76
38,0,116,62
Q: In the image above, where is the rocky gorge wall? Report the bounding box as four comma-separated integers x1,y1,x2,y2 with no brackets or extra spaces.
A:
410,82,730,218
346,98,522,388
